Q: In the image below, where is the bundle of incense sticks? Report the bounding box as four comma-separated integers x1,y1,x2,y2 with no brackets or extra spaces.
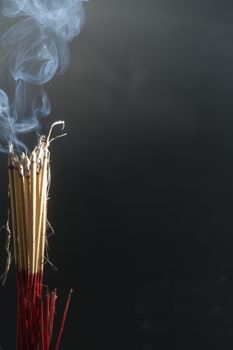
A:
8,122,73,350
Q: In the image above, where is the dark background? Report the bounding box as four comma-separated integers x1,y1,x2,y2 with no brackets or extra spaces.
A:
1,0,233,349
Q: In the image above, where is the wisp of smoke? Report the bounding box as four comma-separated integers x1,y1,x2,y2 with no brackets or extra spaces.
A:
0,0,86,152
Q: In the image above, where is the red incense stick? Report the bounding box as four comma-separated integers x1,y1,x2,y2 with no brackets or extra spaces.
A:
8,123,73,349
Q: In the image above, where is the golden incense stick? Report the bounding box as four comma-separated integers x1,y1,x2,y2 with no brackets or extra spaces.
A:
7,122,72,350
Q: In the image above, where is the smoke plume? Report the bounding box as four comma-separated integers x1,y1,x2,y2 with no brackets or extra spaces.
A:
0,0,86,152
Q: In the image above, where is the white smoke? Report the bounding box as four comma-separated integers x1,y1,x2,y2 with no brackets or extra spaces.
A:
0,0,86,152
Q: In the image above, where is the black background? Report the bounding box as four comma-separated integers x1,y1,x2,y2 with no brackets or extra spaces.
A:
1,0,233,349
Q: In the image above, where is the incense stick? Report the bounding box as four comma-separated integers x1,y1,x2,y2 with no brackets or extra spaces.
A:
8,122,73,349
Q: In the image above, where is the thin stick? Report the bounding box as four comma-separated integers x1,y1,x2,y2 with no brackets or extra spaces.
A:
55,289,73,350
8,158,18,265
36,150,48,274
24,172,31,272
49,289,57,347
30,151,37,274
40,149,49,273
35,166,43,274
18,163,28,270
13,167,23,270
